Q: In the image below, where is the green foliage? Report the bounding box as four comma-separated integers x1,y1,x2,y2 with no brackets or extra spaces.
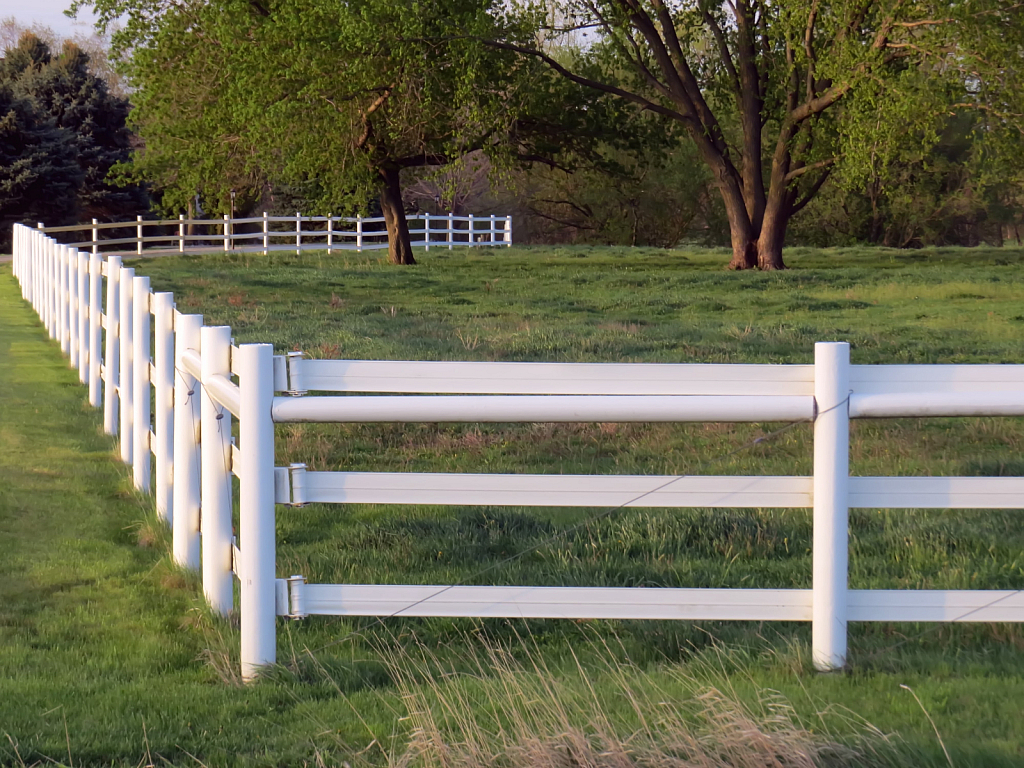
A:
522,137,714,247
508,0,1024,264
0,76,81,240
92,0,558,219
0,32,145,245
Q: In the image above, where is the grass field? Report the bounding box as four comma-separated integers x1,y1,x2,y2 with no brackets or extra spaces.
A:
2,244,1024,766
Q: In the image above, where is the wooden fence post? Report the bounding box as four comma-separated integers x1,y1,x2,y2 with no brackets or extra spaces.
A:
92,218,99,256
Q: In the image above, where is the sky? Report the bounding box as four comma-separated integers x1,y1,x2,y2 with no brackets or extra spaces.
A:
0,0,102,40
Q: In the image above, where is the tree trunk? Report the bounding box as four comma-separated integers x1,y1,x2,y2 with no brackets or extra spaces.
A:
721,186,789,270
721,183,758,270
379,166,416,265
756,201,789,270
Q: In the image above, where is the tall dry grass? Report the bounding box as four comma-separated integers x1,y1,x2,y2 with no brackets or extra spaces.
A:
311,635,901,768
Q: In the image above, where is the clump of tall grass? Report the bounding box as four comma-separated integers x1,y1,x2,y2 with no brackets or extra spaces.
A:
329,635,900,768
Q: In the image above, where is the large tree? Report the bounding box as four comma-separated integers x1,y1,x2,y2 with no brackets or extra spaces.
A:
496,0,1024,268
0,32,145,235
0,82,81,242
84,0,559,265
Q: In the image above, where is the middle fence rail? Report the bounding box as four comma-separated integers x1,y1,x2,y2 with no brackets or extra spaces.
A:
11,222,1024,682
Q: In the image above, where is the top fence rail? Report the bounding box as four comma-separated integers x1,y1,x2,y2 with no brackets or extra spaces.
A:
38,211,512,255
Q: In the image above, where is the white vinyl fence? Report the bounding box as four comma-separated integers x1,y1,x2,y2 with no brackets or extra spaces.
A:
37,212,512,256
11,222,1024,682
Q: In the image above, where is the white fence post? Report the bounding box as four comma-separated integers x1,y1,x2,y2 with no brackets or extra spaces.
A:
153,292,175,523
179,214,185,253
46,236,54,339
92,218,99,256
448,212,453,250
59,245,69,354
119,266,135,465
103,255,121,435
133,275,152,492
201,325,234,616
238,343,277,680
88,251,102,407
813,341,850,671
296,212,301,255
68,248,79,369
46,238,54,339
356,215,363,252
490,214,496,245
137,215,143,256
77,250,88,383
327,214,333,254
469,213,475,245
505,216,512,246
173,312,203,569
424,212,430,251
263,212,269,255
223,214,230,252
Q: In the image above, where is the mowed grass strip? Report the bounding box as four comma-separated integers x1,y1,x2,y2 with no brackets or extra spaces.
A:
3,243,1024,766
0,267,407,767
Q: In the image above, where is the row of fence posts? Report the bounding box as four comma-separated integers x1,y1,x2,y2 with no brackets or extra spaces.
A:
12,223,279,681
79,212,512,255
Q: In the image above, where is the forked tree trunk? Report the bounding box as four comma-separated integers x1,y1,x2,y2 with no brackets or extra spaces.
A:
379,166,416,265
722,183,788,271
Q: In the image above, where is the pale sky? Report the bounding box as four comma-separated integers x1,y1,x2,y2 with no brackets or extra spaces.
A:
0,0,103,41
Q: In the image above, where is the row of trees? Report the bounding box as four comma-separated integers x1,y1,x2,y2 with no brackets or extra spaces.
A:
6,1,1023,265
0,27,146,246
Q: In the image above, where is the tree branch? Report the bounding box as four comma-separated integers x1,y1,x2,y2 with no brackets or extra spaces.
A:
784,156,835,183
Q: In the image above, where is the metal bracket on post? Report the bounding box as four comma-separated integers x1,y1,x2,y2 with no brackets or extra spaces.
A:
275,576,307,619
273,463,309,507
272,355,288,392
286,350,307,396
288,575,307,619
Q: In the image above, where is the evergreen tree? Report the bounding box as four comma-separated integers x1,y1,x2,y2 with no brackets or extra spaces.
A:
0,84,81,245
0,32,145,245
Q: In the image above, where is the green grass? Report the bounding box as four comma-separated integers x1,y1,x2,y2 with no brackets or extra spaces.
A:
3,244,1024,766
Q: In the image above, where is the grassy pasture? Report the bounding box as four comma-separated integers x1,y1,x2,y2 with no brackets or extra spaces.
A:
2,244,1024,766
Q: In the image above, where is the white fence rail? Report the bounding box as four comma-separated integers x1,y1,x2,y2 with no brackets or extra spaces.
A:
37,212,512,255
10,222,1024,682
